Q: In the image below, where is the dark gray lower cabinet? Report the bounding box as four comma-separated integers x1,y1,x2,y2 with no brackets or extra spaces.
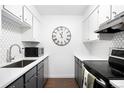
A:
37,61,44,88
7,76,24,88
75,56,83,88
7,57,49,88
75,57,78,82
25,66,37,88
25,74,37,88
43,57,49,85
37,57,49,87
79,65,83,87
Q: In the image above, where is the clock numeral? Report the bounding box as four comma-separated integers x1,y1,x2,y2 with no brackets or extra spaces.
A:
61,41,63,45
53,38,57,41
53,31,57,34
57,41,60,44
67,35,71,37
60,27,63,31
66,31,70,33
52,35,56,37
64,40,66,44
57,28,60,31
66,38,69,41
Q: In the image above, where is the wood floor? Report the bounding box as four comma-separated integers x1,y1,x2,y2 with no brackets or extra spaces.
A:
44,78,79,88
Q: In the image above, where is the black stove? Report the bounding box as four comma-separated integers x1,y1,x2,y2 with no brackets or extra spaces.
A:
83,48,124,87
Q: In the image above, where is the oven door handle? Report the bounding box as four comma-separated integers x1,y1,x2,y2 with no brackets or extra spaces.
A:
96,78,106,86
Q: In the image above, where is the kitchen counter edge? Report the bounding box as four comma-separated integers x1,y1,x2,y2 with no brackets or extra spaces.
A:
0,55,48,88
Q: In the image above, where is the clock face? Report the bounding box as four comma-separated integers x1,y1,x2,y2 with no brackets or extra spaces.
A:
52,26,71,46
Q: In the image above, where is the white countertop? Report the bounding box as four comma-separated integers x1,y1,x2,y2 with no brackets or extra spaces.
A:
110,80,124,88
0,55,48,88
75,54,108,61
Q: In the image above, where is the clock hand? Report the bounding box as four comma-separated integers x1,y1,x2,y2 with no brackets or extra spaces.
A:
60,33,63,38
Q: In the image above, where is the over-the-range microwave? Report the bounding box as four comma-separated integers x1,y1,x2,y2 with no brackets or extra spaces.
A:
24,47,44,57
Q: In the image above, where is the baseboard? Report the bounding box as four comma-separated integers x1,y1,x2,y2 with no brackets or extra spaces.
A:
48,74,74,78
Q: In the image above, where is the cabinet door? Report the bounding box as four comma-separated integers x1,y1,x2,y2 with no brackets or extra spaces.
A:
75,57,78,82
23,6,32,26
79,65,83,87
44,57,49,85
3,5,22,21
98,5,111,25
25,75,37,88
37,67,44,88
33,17,41,41
82,18,90,41
74,57,77,80
89,8,99,41
76,62,79,85
25,66,37,82
0,6,2,37
7,76,24,88
112,5,124,19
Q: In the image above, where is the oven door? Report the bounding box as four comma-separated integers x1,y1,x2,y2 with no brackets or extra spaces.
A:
83,68,106,88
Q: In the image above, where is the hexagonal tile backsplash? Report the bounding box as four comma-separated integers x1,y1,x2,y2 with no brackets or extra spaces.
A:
112,31,124,48
0,18,23,65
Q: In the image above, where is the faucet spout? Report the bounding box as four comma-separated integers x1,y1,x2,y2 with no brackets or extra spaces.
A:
10,44,22,53
7,44,22,62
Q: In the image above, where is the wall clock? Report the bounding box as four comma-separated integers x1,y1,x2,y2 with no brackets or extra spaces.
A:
52,26,71,46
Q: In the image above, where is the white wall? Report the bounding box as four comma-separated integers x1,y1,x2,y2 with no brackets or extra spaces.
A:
37,15,89,78
0,6,1,36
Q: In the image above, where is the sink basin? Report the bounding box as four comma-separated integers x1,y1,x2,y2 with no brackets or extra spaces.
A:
3,60,35,68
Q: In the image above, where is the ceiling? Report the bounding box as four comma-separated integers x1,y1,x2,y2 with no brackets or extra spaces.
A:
34,5,89,15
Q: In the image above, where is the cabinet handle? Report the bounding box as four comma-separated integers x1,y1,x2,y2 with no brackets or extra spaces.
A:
20,16,22,18
12,86,16,88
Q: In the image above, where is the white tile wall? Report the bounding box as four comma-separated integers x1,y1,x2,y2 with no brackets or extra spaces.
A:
90,31,124,59
90,40,112,59
0,17,23,65
112,31,124,48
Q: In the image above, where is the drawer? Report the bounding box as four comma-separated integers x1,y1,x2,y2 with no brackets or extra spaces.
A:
25,66,37,82
7,76,24,88
38,61,44,70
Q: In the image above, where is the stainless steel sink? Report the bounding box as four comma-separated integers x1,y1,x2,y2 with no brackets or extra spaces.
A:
2,60,35,68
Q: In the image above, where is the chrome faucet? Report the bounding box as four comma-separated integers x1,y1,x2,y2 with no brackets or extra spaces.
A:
6,44,22,62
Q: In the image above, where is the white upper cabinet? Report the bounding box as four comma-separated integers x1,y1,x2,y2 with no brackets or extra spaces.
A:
89,8,99,41
0,6,2,36
23,6,32,26
32,17,41,41
2,5,33,28
21,17,40,42
83,7,99,41
82,18,89,41
98,5,111,26
3,5,23,21
112,5,124,19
